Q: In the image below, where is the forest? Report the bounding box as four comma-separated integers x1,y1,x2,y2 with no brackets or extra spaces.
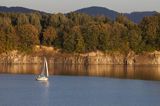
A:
0,12,160,54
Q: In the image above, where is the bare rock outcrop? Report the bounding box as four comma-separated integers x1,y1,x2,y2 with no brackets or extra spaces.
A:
0,50,160,65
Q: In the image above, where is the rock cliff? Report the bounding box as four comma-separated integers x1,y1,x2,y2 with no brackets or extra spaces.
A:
0,49,160,65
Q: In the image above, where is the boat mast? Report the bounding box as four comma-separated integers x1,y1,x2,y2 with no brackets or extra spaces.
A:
40,57,46,75
45,57,49,77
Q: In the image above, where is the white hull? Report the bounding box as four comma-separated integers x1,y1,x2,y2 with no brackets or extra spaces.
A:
36,76,48,81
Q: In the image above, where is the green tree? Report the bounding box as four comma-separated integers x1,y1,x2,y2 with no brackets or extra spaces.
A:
42,26,57,46
16,24,39,52
67,12,94,26
94,15,111,24
0,16,11,26
139,16,159,51
48,13,68,28
110,22,129,53
0,29,6,53
16,13,29,26
29,13,42,32
97,24,111,51
128,28,142,52
82,24,99,52
72,26,85,53
63,32,75,52
0,16,16,53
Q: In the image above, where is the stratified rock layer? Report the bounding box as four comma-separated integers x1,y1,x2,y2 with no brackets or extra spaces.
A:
0,50,160,65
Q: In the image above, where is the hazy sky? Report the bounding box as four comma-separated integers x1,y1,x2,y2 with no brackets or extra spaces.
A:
0,0,160,13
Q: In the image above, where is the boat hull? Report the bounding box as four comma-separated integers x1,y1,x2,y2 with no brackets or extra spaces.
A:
36,77,48,81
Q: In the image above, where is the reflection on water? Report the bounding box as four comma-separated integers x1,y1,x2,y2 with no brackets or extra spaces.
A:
38,81,50,104
0,64,160,81
39,81,50,88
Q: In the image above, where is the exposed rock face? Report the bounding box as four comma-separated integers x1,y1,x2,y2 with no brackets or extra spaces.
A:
0,51,42,64
134,51,160,65
0,50,160,65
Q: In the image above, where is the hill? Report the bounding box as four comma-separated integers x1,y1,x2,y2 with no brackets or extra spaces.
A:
0,6,158,23
0,6,43,13
75,6,157,23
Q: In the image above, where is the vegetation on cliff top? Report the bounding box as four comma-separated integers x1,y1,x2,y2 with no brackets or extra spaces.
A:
0,12,160,54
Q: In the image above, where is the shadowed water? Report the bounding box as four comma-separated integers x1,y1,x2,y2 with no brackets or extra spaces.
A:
0,75,160,106
0,64,160,81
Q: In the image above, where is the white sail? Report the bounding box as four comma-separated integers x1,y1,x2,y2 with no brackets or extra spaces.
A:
40,58,46,75
36,57,49,81
45,57,49,77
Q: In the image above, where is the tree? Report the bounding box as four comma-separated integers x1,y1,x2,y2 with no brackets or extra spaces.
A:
110,22,129,53
0,29,6,53
72,26,85,53
82,24,99,52
139,16,159,51
48,13,68,28
42,26,57,46
16,13,29,25
0,27,17,53
94,15,111,24
0,16,11,26
116,14,136,30
29,13,42,32
63,32,75,52
97,24,111,51
0,16,16,53
16,24,39,52
0,12,160,54
67,12,94,26
128,28,142,52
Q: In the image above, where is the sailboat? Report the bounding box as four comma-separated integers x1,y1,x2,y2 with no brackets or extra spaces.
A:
36,57,49,81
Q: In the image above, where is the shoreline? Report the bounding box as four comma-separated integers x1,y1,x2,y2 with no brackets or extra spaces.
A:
0,48,160,65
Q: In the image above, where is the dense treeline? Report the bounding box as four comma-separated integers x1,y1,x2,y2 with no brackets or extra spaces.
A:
0,12,160,54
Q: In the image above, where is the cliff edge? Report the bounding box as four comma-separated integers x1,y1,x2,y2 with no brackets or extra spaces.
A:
0,46,160,65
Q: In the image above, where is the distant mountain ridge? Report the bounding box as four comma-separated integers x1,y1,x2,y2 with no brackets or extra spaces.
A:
75,6,157,23
0,6,44,13
125,11,157,23
75,6,118,20
0,6,158,23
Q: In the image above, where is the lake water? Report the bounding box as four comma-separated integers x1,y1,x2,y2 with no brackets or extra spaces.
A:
0,75,160,106
0,64,160,81
0,64,160,106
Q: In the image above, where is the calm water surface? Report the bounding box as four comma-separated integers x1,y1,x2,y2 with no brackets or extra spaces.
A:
0,64,160,106
0,64,160,80
0,75,160,106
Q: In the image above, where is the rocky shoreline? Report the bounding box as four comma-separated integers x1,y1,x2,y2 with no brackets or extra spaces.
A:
0,49,160,65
